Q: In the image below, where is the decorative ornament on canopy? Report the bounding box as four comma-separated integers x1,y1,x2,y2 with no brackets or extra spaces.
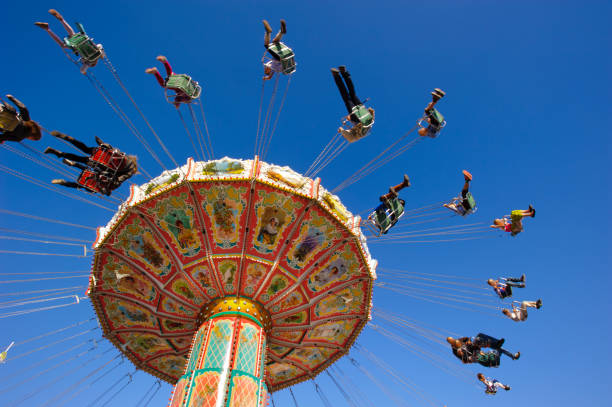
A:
88,156,376,395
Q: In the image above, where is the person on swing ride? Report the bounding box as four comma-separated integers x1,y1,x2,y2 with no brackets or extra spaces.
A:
0,95,42,144
477,373,511,394
262,19,296,80
491,205,536,236
34,9,104,75
368,175,410,235
145,56,201,108
443,170,476,216
418,88,446,138
44,131,137,195
447,334,520,367
502,299,543,322
488,274,526,299
331,65,375,143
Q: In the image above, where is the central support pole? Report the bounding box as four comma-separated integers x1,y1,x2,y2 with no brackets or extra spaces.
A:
170,297,271,407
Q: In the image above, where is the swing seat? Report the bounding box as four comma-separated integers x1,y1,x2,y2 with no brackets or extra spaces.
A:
77,169,102,193
366,198,405,236
351,105,374,127
427,108,445,127
0,106,20,132
165,74,202,102
90,146,127,174
464,192,476,211
266,42,296,74
65,33,102,65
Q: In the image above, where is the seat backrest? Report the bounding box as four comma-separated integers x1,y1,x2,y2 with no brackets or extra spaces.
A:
464,192,476,210
166,74,201,98
428,108,444,127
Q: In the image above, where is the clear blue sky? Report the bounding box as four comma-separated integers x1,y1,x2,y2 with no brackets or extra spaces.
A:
1,0,610,406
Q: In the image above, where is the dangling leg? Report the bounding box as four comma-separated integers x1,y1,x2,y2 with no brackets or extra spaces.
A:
51,179,85,190
271,19,286,43
48,9,75,36
145,67,166,88
499,347,520,360
50,131,95,155
34,22,67,48
339,66,363,107
263,20,273,47
156,55,173,76
390,175,410,193
44,148,90,164
331,68,354,114
6,95,30,121
61,159,88,171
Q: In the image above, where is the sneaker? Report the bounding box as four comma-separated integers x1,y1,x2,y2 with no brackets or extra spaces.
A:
330,68,339,74
403,174,411,188
529,204,536,217
51,179,63,184
280,19,287,34
61,159,75,166
145,68,157,74
536,299,542,309
262,20,273,34
520,274,526,283
513,352,520,360
95,136,104,146
34,22,49,29
44,147,60,155
338,65,347,73
433,88,446,97
462,170,473,182
505,386,511,391
156,55,167,63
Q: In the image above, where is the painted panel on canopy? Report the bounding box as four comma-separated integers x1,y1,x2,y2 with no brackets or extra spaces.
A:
239,258,272,298
267,330,305,345
265,362,305,387
312,280,368,320
168,336,193,351
268,343,293,359
104,212,177,283
156,295,199,319
164,273,206,308
195,181,250,254
96,253,159,305
159,317,196,334
285,346,337,370
100,295,158,331
304,240,368,295
117,332,171,361
256,266,296,304
148,354,187,380
198,157,249,178
138,185,206,262
273,309,309,327
280,205,346,275
268,286,307,315
183,261,221,299
245,183,307,262
210,256,240,296
303,318,360,346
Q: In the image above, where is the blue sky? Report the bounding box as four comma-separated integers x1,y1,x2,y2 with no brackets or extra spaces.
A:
1,0,610,406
